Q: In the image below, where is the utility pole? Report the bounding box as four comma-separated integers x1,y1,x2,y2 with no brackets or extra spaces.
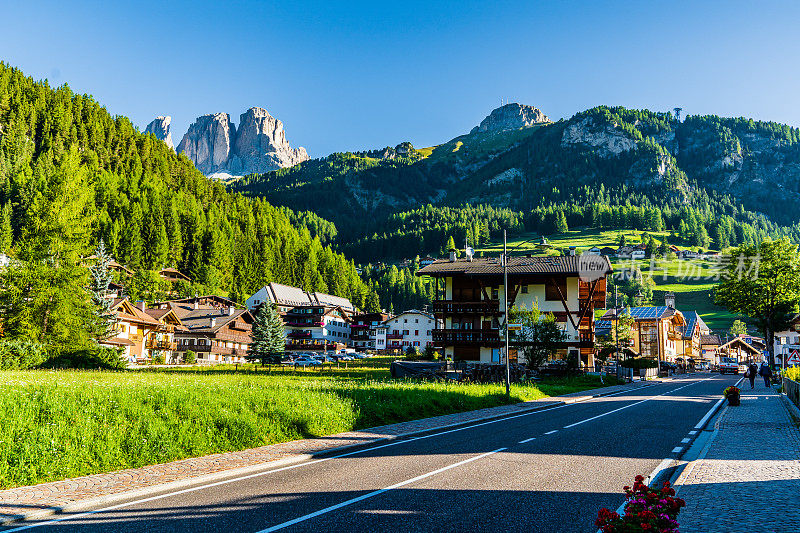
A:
503,230,511,396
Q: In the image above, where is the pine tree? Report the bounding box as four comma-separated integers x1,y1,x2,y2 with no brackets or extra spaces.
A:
555,211,569,233
89,239,116,341
0,149,95,346
0,202,12,253
364,291,381,313
247,304,286,365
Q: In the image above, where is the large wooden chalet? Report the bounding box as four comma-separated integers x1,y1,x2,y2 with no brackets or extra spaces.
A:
416,253,611,366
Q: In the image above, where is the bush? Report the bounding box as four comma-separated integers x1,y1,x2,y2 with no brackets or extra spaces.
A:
0,340,49,369
783,366,800,381
620,358,658,370
183,350,197,364
405,346,422,360
40,345,127,370
152,352,166,365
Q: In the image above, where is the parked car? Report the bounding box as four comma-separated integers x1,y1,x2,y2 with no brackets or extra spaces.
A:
339,355,354,361
719,357,739,374
354,353,370,359
659,361,676,372
294,357,322,367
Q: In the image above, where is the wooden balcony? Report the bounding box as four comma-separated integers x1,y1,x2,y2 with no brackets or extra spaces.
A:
433,300,501,317
214,346,248,356
145,339,178,350
432,329,501,347
386,333,404,339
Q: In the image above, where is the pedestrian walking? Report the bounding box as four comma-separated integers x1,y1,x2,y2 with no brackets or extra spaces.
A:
759,362,773,388
747,362,758,389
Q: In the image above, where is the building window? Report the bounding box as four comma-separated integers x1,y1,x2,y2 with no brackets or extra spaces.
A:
415,319,418,323
427,330,431,336
492,287,499,300
414,341,420,347
403,330,409,335
415,330,419,335
545,278,567,301
521,285,528,294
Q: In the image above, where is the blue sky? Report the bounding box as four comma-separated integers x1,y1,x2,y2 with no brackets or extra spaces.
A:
2,0,800,157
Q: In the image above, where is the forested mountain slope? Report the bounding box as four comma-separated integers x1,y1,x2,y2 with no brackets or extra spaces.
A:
0,63,377,308
231,104,800,260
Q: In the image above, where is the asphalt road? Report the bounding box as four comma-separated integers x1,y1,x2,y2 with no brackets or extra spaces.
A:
5,373,737,533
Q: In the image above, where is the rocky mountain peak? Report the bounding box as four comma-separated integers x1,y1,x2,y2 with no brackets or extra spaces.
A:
175,113,236,176
176,107,308,179
471,103,551,134
234,107,309,174
144,116,174,151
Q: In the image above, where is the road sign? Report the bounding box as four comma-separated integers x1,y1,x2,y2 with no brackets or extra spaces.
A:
787,349,800,365
507,323,522,332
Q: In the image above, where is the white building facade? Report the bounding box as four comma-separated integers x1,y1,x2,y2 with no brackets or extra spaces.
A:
382,310,438,352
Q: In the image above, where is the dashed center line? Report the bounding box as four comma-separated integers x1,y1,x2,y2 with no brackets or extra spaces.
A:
518,437,536,444
681,438,691,443
672,446,684,453
544,430,558,435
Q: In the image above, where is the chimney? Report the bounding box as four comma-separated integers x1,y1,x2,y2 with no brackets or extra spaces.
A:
193,301,199,310
569,246,576,257
449,248,457,262
210,317,216,327
228,306,235,316
665,291,676,309
136,301,145,312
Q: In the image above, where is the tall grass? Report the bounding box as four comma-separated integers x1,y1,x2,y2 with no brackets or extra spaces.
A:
0,370,610,488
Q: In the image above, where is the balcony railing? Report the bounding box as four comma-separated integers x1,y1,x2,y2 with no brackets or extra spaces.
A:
432,329,501,346
288,331,312,338
386,333,404,339
146,339,178,350
433,300,501,316
285,321,324,327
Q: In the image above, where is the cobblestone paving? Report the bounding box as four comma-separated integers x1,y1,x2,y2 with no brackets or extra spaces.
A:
0,381,647,523
675,387,800,533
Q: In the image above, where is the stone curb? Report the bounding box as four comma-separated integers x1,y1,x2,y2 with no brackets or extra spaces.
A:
647,376,745,491
0,379,655,526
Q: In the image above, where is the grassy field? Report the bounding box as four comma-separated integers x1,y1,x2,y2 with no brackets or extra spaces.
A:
0,368,614,489
477,227,740,333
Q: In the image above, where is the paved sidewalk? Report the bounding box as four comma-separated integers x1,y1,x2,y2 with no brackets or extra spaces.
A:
674,386,800,533
0,379,651,525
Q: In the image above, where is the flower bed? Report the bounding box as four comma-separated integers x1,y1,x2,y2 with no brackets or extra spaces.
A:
595,475,685,532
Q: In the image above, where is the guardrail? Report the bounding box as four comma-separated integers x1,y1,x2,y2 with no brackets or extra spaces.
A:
784,377,800,409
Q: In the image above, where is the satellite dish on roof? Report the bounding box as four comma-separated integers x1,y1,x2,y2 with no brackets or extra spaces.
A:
466,246,474,261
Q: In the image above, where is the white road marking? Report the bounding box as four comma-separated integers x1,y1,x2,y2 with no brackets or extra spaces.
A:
544,430,558,435
2,380,677,532
0,400,577,532
563,378,712,429
688,430,697,435
518,437,536,443
255,448,507,532
681,438,691,443
672,446,684,453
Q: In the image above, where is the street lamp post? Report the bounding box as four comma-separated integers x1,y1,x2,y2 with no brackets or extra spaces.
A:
503,230,511,396
498,231,553,397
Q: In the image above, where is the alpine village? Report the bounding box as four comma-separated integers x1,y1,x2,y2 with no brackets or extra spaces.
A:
1,6,800,530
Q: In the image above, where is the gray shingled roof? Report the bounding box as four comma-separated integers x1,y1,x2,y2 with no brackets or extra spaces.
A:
416,255,612,276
